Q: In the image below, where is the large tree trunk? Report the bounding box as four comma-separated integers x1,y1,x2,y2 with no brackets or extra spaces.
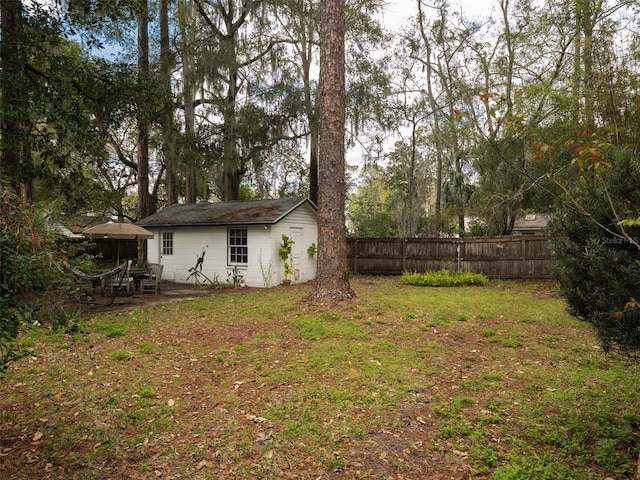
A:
160,0,179,205
0,0,30,200
183,76,197,203
309,126,319,205
309,0,355,302
304,46,320,205
137,2,150,262
178,0,197,203
303,32,319,206
221,67,240,201
220,12,241,201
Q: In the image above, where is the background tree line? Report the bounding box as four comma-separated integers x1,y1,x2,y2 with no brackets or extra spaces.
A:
2,0,638,236
348,0,639,238
1,0,389,219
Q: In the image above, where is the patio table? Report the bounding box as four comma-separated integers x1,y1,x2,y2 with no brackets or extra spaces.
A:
91,267,151,295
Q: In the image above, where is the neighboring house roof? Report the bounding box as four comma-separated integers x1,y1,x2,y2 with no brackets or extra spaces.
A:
513,213,550,233
48,222,84,239
137,197,317,228
63,214,130,234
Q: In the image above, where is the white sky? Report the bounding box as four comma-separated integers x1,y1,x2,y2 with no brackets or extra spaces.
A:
381,0,499,28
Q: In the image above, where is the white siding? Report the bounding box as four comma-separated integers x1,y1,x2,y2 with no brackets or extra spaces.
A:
144,202,318,288
271,204,318,286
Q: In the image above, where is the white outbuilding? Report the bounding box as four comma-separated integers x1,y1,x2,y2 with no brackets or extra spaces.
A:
137,197,318,287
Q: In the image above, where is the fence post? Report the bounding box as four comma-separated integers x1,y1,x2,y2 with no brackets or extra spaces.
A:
353,238,358,275
457,237,463,272
402,238,407,272
521,236,526,279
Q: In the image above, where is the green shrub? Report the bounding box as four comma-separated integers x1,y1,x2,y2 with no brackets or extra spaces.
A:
401,269,488,287
0,188,68,368
0,185,94,369
551,148,640,359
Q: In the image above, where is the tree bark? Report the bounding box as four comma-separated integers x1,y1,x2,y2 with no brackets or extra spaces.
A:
303,23,319,206
580,2,596,129
160,0,179,205
309,126,319,205
137,2,150,262
309,0,355,302
179,0,197,203
219,1,242,201
221,63,240,201
0,0,30,200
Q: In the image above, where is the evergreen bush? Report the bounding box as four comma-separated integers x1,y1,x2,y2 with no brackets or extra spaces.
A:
550,148,640,358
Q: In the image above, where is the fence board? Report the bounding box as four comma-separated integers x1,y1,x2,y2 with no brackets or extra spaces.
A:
348,235,555,279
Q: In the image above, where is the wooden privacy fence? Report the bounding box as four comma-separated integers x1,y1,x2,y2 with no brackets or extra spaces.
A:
347,235,555,279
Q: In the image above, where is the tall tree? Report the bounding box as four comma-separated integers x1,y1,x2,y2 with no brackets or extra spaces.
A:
191,0,281,201
409,0,475,234
276,0,321,205
272,0,388,206
137,0,150,260
310,0,354,301
1,1,142,209
416,1,445,233
385,105,433,237
347,164,398,237
160,0,179,205
0,0,29,199
177,0,200,203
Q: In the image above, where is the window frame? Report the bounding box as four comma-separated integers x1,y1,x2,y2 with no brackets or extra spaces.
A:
227,227,248,266
161,231,174,256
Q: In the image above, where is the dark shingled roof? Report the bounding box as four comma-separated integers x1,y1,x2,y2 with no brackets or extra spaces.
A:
137,197,316,227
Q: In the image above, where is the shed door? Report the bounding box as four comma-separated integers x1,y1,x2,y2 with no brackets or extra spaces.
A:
159,231,174,280
289,227,304,266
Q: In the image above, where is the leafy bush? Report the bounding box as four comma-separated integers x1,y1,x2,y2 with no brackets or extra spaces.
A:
0,187,73,368
401,269,488,287
1,190,43,366
551,148,640,359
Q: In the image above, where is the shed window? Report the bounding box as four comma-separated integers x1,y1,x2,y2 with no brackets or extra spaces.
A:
228,228,248,265
162,232,173,255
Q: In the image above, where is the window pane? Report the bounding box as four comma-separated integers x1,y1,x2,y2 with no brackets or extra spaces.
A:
228,228,247,265
162,232,173,255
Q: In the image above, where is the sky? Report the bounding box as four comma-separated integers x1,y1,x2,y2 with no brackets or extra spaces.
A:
381,0,499,29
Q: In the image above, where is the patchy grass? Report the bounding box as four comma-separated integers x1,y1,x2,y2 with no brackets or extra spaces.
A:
1,277,638,480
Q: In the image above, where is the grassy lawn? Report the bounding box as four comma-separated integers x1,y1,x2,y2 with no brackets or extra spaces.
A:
1,277,639,479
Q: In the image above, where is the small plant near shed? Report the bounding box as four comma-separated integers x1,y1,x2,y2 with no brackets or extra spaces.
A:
226,266,244,287
187,249,215,286
279,234,295,282
307,242,317,258
401,269,488,287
